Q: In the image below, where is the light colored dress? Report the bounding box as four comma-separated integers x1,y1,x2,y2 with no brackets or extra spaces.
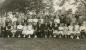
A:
74,25,80,35
68,26,74,35
22,26,27,35
63,26,68,35
58,26,64,35
26,25,34,35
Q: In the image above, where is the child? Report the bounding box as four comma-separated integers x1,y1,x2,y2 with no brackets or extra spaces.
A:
63,24,68,38
58,24,64,38
15,23,23,38
44,22,48,38
6,23,13,37
11,24,17,37
27,23,34,38
1,25,6,37
22,24,27,38
68,24,74,39
74,24,80,39
53,23,59,38
48,22,53,38
80,24,86,39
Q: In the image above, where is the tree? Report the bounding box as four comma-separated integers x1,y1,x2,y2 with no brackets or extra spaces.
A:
0,0,45,13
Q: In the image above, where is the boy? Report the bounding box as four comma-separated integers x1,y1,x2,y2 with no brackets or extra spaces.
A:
44,22,48,38
6,23,13,37
80,24,86,39
53,23,59,38
15,23,23,38
48,22,53,38
1,25,6,37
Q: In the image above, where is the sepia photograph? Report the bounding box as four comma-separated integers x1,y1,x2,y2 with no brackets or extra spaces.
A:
0,0,86,50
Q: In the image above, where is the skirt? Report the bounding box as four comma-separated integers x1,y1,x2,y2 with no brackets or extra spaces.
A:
58,31,64,35
22,30,27,35
63,31,68,35
11,30,17,34
68,31,74,35
53,30,59,35
26,30,34,35
74,31,80,36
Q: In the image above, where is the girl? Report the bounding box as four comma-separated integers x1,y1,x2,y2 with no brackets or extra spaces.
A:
27,23,34,38
68,24,74,39
11,24,17,37
63,24,68,38
22,24,27,38
58,24,64,38
74,24,80,39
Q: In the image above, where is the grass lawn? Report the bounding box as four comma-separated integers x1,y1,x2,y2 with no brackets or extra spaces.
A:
0,38,86,50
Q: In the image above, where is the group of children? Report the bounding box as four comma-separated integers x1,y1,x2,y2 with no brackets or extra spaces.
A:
1,17,86,40
0,11,86,39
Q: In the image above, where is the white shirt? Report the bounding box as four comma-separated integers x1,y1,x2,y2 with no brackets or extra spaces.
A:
1,17,6,26
28,19,33,22
64,26,68,31
39,19,44,24
27,25,33,30
58,26,64,31
74,25,80,31
54,19,60,23
17,25,23,30
80,26,86,31
33,19,38,23
68,26,73,31
8,14,13,19
23,26,27,31
12,17,17,22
